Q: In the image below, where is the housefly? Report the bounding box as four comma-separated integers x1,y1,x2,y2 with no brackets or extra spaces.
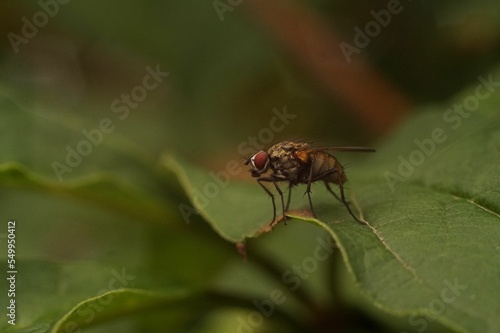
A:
245,141,375,224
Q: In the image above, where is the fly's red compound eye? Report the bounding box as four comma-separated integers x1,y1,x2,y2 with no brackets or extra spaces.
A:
251,151,269,173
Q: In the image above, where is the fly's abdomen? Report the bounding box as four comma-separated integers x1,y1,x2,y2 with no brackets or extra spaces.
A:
312,151,346,185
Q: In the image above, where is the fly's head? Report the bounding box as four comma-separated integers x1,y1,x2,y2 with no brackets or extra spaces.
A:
245,150,270,177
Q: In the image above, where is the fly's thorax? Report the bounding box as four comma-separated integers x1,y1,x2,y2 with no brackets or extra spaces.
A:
267,142,309,162
267,141,309,180
269,153,303,178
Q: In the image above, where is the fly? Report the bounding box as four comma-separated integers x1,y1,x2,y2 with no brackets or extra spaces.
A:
245,141,375,224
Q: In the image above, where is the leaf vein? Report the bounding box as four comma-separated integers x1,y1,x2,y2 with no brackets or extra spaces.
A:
466,198,500,219
364,221,423,283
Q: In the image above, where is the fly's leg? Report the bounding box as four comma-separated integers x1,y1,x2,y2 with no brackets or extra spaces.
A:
325,181,364,224
256,178,276,222
325,183,343,203
273,181,287,222
305,161,317,218
301,164,360,223
257,177,286,224
310,167,349,204
285,184,292,211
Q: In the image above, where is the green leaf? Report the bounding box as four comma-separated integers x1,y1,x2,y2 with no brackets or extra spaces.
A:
0,260,193,333
50,288,187,333
164,155,274,242
0,162,176,226
0,91,182,225
166,72,500,332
